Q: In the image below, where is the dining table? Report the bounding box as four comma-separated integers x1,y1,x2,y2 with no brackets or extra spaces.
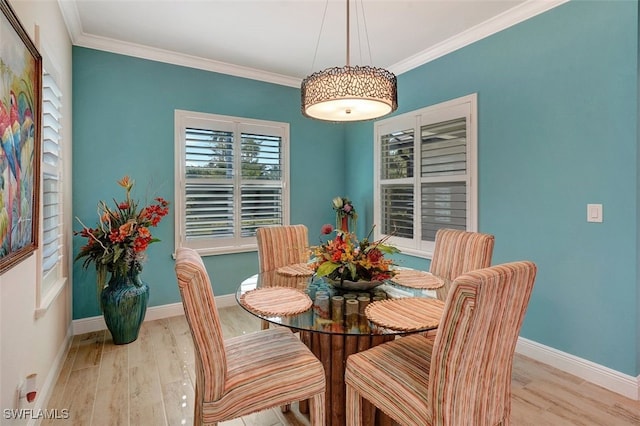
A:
236,266,446,426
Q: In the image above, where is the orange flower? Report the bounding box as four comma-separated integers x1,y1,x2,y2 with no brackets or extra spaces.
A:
117,175,134,191
74,176,170,292
310,224,399,283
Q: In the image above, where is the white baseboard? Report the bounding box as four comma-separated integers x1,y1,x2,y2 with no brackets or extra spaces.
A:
27,323,74,426
72,294,237,335
72,298,640,401
516,336,639,400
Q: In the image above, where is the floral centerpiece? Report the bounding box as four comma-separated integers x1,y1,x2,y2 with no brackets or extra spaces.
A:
310,223,399,289
74,176,170,296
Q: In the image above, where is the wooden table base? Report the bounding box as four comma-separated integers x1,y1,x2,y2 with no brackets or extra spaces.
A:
300,331,395,426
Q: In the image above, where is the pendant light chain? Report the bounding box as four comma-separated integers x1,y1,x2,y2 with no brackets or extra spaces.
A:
309,0,330,75
346,0,350,67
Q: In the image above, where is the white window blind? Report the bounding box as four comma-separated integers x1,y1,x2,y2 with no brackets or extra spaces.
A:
176,111,289,254
41,71,62,283
420,118,467,241
374,94,477,257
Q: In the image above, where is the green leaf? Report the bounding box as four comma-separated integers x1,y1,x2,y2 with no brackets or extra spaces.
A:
315,262,340,277
377,244,400,255
347,263,357,280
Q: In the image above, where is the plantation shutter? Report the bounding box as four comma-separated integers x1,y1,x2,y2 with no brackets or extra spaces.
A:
180,115,287,251
379,128,414,238
374,94,476,255
420,118,467,241
41,72,62,279
184,127,234,240
240,132,283,236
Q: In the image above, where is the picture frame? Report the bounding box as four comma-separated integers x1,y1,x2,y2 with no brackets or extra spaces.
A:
0,0,41,273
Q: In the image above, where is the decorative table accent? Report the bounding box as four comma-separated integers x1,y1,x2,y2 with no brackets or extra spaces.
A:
240,286,312,316
276,263,314,277
74,176,169,344
310,198,399,289
324,277,382,291
332,196,357,232
392,269,445,289
365,297,445,332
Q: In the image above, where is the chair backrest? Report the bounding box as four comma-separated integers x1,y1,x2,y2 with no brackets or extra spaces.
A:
174,247,227,402
256,224,309,272
429,228,495,282
428,261,537,426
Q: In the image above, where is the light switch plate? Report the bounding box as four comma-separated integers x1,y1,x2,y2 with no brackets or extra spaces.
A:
587,204,603,223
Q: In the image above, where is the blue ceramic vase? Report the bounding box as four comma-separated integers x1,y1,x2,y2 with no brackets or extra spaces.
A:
101,270,149,345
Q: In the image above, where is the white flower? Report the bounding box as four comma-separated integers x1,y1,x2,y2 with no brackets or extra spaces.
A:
332,197,344,209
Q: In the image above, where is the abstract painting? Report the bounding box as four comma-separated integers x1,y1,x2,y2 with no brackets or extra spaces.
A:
0,0,41,273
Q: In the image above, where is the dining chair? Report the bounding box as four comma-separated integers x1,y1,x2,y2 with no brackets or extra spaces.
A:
430,228,495,301
256,224,310,329
256,224,310,272
345,261,537,426
174,247,326,426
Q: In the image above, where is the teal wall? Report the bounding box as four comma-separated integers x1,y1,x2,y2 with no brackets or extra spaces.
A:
73,1,639,376
72,48,345,320
348,1,638,375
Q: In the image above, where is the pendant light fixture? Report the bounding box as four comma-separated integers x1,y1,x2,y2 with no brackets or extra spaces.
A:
301,0,398,122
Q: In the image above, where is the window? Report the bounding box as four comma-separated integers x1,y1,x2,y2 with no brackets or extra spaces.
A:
374,94,477,257
37,67,65,315
175,110,289,255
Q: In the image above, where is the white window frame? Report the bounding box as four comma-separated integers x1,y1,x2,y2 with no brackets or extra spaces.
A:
174,110,290,256
36,51,66,317
374,93,478,259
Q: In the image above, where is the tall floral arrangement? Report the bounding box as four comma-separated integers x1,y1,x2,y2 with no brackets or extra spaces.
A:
332,196,357,231
74,176,169,295
310,224,398,283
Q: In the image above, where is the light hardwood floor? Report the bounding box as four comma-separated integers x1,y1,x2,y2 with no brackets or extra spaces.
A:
41,306,640,426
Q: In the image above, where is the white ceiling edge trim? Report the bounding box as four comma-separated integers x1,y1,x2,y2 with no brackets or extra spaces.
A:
56,0,82,43
389,0,570,75
55,0,300,87
57,0,569,89
74,32,301,87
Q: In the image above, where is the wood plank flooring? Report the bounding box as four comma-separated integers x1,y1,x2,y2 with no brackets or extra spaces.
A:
41,306,640,426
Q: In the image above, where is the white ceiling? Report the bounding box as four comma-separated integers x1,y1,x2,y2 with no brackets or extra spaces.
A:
57,0,567,87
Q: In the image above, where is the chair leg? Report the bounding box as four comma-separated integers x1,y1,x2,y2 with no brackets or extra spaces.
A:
309,392,326,426
346,382,362,426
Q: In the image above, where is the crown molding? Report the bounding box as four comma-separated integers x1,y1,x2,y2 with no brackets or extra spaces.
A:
58,0,568,88
75,32,301,87
57,0,83,43
389,0,570,75
55,0,300,87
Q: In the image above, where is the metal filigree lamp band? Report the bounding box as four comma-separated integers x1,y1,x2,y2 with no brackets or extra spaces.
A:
301,65,398,122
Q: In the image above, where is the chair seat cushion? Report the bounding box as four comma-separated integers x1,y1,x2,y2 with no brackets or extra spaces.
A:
346,334,434,425
203,327,325,420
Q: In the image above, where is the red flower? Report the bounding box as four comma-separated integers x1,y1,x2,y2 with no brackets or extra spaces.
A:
74,176,170,289
321,224,334,235
367,248,383,263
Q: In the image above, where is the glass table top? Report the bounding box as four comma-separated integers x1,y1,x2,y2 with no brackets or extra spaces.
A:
236,270,440,336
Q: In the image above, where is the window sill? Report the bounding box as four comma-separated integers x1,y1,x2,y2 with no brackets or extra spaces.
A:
172,245,257,259
395,247,434,260
35,276,68,319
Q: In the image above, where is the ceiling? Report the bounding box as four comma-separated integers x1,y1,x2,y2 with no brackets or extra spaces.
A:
57,0,566,87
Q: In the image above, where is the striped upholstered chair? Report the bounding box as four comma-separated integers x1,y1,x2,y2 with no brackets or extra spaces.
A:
174,247,326,425
256,224,310,329
345,261,537,426
430,228,495,301
256,224,310,272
